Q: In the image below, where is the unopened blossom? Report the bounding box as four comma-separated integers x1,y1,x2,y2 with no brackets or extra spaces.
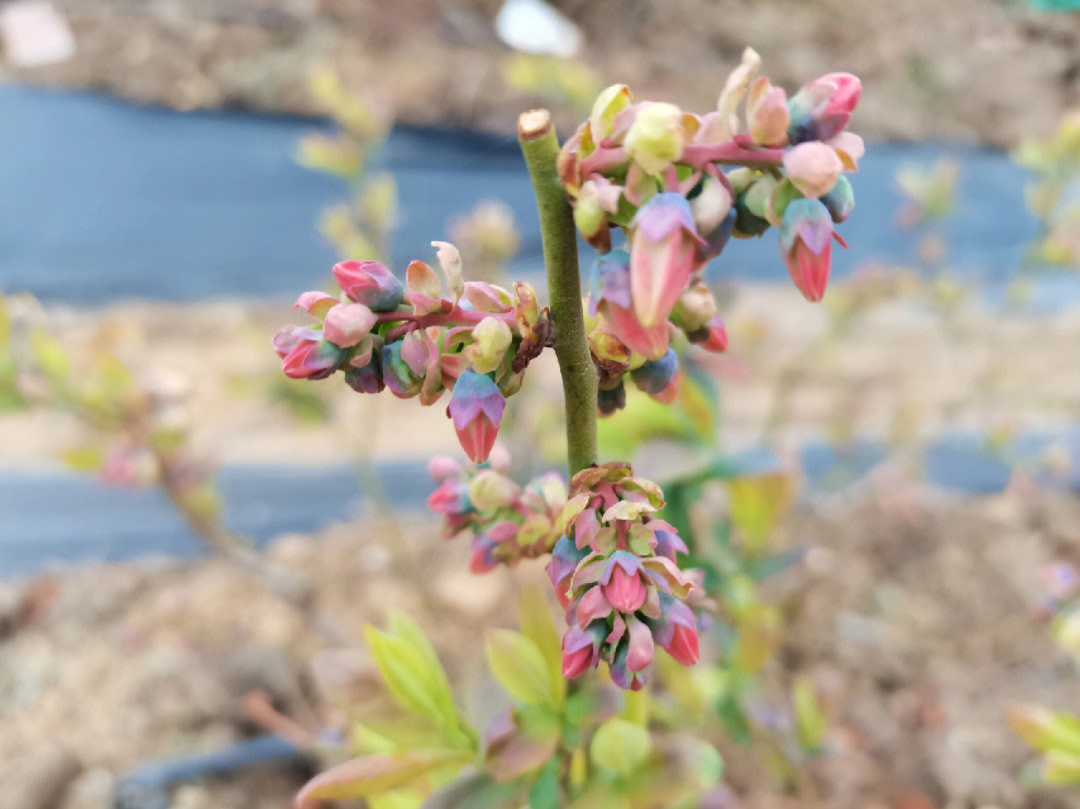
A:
630,348,679,396
629,193,706,328
587,250,670,359
746,76,789,146
787,72,861,144
780,198,836,302
279,333,344,380
322,302,376,348
821,175,855,223
546,462,700,690
625,102,686,175
687,316,729,353
332,259,404,311
783,142,842,199
447,371,506,463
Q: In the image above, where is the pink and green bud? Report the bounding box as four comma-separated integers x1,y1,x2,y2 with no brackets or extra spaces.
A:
428,478,471,518
344,360,384,394
431,240,464,299
293,290,338,318
629,193,705,328
651,592,700,666
464,316,512,374
624,615,656,672
787,72,861,144
562,622,607,680
625,102,686,175
783,141,842,200
447,370,506,463
687,316,728,353
746,77,790,146
322,303,376,348
689,175,734,237
406,259,444,315
272,325,318,359
780,198,835,302
467,469,520,511
630,348,679,396
670,279,718,332
589,83,633,141
548,535,588,607
332,260,404,312
427,455,462,482
831,131,864,172
282,337,344,380
601,551,648,613
380,341,423,397
608,640,649,691
821,175,855,223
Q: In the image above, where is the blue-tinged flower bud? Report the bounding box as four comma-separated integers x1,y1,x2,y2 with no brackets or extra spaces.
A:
787,72,861,145
380,341,423,397
447,370,505,463
630,348,679,396
821,175,855,223
597,380,626,416
779,198,836,302
344,358,384,394
629,193,706,328
332,260,404,312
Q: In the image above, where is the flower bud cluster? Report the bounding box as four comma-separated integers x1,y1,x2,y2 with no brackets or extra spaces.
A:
558,50,862,396
584,247,727,415
547,462,700,690
428,450,568,574
274,245,552,463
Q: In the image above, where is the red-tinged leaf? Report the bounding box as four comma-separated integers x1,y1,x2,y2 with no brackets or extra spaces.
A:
294,749,473,809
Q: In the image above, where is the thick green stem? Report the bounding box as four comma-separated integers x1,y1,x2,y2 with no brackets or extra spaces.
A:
518,109,597,477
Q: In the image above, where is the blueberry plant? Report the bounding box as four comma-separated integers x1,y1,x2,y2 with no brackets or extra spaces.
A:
276,49,863,808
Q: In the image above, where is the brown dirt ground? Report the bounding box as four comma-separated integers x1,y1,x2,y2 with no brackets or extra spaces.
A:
3,0,1080,146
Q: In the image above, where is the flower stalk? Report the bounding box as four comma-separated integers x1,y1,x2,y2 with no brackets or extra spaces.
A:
518,109,598,476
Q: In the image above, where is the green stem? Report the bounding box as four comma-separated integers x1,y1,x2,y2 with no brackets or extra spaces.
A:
518,109,597,477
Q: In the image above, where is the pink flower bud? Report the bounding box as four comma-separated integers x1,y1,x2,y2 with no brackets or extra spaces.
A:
787,72,861,144
747,77,790,147
447,371,505,463
281,338,343,380
779,198,835,302
624,616,655,673
332,260,404,312
783,142,842,199
293,290,338,318
629,193,705,328
561,624,605,679
600,553,647,614
322,303,376,348
427,456,462,482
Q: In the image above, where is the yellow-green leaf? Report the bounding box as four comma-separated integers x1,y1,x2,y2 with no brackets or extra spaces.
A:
589,719,650,778
485,630,558,708
517,588,564,707
294,749,473,809
793,675,827,751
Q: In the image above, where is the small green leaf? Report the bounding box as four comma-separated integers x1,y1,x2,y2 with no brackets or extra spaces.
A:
1043,750,1080,785
793,675,827,752
386,612,461,733
528,757,561,809
366,626,451,729
295,749,473,809
420,773,525,809
30,328,69,383
589,719,650,778
61,446,104,473
485,630,559,708
517,588,564,706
